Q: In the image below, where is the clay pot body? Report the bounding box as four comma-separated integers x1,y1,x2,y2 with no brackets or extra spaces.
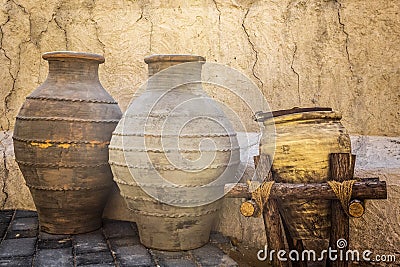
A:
109,54,239,251
259,108,351,240
13,51,122,234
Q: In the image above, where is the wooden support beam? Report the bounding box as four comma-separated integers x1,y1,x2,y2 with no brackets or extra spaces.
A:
294,240,308,267
224,178,386,200
281,218,308,267
327,153,355,267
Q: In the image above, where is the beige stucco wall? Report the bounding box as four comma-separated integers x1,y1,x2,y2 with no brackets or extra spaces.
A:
1,0,399,135
0,0,399,260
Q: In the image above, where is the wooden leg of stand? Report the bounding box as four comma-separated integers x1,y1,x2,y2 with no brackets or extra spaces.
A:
295,240,308,267
255,154,288,267
282,218,308,267
327,153,355,267
263,201,288,267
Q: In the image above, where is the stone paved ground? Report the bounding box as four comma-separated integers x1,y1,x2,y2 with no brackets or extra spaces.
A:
0,210,238,267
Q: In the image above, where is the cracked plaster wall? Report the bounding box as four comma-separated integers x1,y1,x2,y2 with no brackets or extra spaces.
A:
0,0,399,252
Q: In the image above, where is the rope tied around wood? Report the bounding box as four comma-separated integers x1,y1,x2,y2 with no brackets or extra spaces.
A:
328,180,357,216
246,180,275,217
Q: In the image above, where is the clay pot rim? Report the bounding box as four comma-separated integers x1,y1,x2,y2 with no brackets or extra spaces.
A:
42,51,105,63
258,108,342,125
256,107,333,120
144,54,206,64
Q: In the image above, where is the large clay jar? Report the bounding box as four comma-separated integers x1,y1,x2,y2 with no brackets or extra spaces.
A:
13,51,122,234
258,107,351,240
109,54,239,251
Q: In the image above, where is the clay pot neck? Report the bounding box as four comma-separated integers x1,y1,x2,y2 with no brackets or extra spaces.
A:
47,60,100,81
144,54,205,78
43,52,104,82
144,55,206,91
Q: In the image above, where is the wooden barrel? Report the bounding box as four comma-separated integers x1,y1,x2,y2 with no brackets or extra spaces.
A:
109,54,240,251
13,51,122,234
258,107,351,240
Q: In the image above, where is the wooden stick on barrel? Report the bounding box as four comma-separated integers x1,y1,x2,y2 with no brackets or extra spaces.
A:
327,153,356,267
225,179,386,200
254,154,288,267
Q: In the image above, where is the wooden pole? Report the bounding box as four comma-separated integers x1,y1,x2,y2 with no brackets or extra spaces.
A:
327,153,356,267
225,179,386,200
281,217,308,267
254,154,288,267
294,240,308,267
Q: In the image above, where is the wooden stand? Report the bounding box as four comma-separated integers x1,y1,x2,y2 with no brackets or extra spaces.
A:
224,153,388,267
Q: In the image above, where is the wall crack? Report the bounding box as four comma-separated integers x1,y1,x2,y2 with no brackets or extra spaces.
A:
148,18,153,54
89,0,106,55
10,0,28,14
53,1,68,50
212,0,221,54
290,43,301,105
33,8,57,48
0,2,13,131
12,0,33,44
4,38,28,132
2,70,16,132
136,5,144,23
3,1,33,129
241,8,264,89
335,0,356,81
213,0,221,29
0,132,10,209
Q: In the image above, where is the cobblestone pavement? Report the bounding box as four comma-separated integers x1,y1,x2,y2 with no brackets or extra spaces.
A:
0,210,238,267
